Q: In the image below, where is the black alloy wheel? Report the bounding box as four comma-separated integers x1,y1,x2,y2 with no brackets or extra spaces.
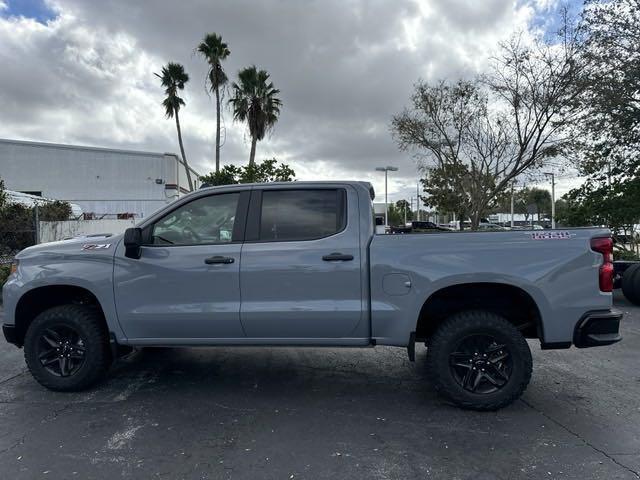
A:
36,325,87,377
449,334,512,394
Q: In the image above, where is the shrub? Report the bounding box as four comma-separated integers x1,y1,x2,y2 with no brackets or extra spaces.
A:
0,264,11,288
614,249,640,261
39,200,72,221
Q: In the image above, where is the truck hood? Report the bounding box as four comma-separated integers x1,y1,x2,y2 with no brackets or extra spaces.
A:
16,233,123,259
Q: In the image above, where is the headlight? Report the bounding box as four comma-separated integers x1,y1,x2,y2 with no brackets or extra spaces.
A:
10,260,19,275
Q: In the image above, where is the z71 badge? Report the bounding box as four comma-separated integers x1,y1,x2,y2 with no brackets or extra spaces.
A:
82,243,112,250
530,231,574,240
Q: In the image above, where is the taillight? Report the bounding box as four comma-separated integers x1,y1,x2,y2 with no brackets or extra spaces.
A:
591,237,614,292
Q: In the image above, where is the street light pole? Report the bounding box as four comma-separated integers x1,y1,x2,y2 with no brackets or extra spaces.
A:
375,166,398,229
544,172,556,229
416,181,420,221
510,182,515,229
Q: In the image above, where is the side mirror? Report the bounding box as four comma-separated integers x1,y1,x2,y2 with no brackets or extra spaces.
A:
123,227,143,259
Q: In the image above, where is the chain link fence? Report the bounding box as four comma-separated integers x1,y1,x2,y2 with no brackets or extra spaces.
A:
0,211,38,265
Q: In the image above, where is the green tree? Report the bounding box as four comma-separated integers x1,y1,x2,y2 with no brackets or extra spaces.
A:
0,176,6,209
494,187,527,217
562,0,640,252
39,200,72,221
229,66,282,167
420,163,504,230
395,200,413,223
385,200,413,226
386,204,403,227
576,0,640,180
558,178,640,253
493,186,552,223
200,165,240,187
155,62,194,191
554,198,568,224
0,178,72,252
200,158,295,186
392,18,582,230
197,33,230,173
527,188,551,222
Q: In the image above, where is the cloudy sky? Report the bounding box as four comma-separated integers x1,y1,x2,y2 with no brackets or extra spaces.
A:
0,0,580,203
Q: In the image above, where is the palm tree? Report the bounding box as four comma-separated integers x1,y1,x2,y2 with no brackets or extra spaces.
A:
229,66,282,167
196,33,230,173
155,62,194,191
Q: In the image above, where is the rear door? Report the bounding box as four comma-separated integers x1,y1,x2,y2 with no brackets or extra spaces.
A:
239,186,365,340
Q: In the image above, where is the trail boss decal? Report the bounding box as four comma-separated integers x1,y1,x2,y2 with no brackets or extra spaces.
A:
530,231,574,240
82,243,112,250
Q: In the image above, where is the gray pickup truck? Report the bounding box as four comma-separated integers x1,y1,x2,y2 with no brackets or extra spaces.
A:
2,181,622,410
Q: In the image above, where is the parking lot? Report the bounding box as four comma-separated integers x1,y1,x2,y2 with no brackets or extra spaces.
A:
0,293,638,480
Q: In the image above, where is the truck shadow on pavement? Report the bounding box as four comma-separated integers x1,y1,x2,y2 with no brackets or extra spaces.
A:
105,344,440,407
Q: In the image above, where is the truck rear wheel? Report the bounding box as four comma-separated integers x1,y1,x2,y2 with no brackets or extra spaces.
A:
426,310,532,411
621,263,640,305
24,305,111,391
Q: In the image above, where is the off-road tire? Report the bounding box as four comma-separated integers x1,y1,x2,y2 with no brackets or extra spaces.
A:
426,310,532,411
621,263,640,305
24,305,111,391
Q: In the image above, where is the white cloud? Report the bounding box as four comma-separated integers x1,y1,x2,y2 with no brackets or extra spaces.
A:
0,0,564,203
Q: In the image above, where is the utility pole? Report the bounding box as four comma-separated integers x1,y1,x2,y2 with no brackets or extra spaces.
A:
510,183,515,229
416,181,420,221
544,172,556,229
375,166,398,229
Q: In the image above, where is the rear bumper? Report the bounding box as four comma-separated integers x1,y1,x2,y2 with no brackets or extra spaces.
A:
573,309,623,348
2,324,20,347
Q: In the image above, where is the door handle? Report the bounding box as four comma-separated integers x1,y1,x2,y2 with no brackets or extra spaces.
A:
204,256,235,265
322,252,354,261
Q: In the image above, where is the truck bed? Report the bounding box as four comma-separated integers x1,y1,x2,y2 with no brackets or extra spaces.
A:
368,228,611,346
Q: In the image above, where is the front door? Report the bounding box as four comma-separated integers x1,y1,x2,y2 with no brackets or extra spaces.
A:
114,190,248,342
240,187,365,339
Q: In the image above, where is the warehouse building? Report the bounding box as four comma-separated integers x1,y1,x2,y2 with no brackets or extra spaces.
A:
0,138,200,219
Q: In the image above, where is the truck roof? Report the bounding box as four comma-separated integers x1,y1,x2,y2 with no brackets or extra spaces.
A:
198,181,376,200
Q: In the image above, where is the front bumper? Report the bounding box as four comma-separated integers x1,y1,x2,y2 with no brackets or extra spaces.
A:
2,324,20,347
573,309,623,348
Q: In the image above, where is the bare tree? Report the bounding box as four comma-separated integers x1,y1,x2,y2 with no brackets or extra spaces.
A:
392,20,582,229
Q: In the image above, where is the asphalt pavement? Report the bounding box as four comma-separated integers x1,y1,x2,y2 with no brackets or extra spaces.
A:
0,293,638,479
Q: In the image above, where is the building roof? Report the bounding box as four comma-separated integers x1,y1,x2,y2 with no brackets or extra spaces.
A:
0,137,200,176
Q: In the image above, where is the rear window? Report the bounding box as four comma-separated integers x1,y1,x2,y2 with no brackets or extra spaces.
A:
259,189,345,241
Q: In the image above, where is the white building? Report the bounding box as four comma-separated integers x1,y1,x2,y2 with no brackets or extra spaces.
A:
0,138,200,219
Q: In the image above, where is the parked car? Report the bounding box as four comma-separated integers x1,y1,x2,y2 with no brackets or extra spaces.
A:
411,221,451,232
389,225,413,234
2,181,622,410
477,223,507,231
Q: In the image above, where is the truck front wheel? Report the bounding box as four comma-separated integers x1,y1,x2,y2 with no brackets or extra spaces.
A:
426,310,532,411
24,305,111,391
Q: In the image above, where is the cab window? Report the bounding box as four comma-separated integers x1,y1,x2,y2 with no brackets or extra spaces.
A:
258,189,345,242
151,193,240,245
